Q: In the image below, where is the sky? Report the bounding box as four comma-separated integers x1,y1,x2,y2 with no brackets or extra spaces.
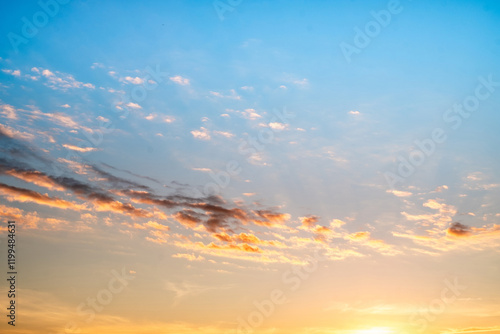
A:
0,0,500,333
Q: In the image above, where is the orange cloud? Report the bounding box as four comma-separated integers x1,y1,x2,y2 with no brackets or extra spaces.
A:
0,183,85,211
299,215,320,228
207,242,261,253
446,222,472,237
62,144,98,152
174,210,202,228
4,169,65,191
92,199,151,218
144,221,170,231
253,210,291,226
172,253,205,261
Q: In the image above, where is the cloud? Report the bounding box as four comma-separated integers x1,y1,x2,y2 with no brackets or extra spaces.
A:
144,220,170,231
0,182,86,211
446,222,472,237
2,168,65,191
345,231,401,256
268,122,287,130
191,127,211,140
209,89,241,100
25,107,93,133
402,198,457,228
253,210,291,227
207,242,261,253
192,167,211,173
386,189,412,197
0,103,18,119
57,158,90,175
348,110,360,115
174,238,306,264
172,253,205,261
169,75,190,86
89,165,151,191
120,76,145,85
238,108,262,120
90,62,105,69
213,232,286,248
435,185,449,192
126,102,142,109
464,172,500,190
0,160,151,218
213,130,234,138
30,67,95,90
174,209,203,228
2,69,21,77
0,124,35,141
164,115,175,123
292,78,309,86
0,157,298,255
125,188,291,234
300,215,320,228
62,144,98,153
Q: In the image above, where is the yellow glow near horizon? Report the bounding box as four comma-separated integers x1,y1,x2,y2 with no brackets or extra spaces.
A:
355,328,394,334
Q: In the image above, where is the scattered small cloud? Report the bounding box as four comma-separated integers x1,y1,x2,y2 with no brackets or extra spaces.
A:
62,144,98,153
170,75,190,86
386,189,412,197
126,102,142,109
268,122,287,130
191,127,211,140
164,116,175,123
213,130,234,138
192,168,212,173
120,76,144,85
209,89,241,100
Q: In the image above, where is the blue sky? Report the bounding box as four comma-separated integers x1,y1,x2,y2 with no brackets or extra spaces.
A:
1,1,500,333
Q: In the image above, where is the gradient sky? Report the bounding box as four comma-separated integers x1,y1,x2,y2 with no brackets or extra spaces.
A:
1,1,500,333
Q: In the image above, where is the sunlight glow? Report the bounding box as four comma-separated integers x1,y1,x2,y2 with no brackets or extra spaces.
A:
355,328,394,334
